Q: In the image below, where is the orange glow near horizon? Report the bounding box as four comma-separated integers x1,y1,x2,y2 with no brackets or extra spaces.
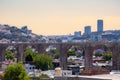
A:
0,0,120,35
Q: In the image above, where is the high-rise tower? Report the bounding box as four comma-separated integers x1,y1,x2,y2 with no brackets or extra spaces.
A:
84,26,91,35
97,19,103,32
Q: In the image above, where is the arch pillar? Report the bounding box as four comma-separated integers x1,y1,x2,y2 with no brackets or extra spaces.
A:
84,43,94,70
17,44,24,62
37,44,47,54
59,43,71,70
112,42,120,70
0,44,7,62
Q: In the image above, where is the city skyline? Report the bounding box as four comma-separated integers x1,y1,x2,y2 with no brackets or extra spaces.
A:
0,0,120,35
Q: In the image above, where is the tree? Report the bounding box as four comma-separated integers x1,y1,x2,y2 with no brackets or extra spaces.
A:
33,54,53,71
102,53,112,61
49,49,59,59
54,52,59,59
68,50,76,56
25,48,36,62
94,52,102,57
5,50,15,60
94,49,104,57
4,63,31,80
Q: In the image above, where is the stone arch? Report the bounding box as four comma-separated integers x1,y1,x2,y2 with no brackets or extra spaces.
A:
5,45,18,62
93,43,112,59
47,45,60,59
0,42,120,72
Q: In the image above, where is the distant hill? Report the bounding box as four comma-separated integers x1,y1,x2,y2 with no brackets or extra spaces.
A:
0,24,44,43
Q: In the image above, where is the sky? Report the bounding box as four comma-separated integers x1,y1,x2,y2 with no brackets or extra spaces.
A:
0,0,120,35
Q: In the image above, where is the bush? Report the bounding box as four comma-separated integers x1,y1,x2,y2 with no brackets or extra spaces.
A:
34,74,50,80
39,74,50,78
76,54,82,57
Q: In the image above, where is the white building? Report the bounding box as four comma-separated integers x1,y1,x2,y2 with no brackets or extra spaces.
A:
25,63,36,73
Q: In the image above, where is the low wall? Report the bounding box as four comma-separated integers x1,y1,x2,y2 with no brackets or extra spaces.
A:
40,77,111,80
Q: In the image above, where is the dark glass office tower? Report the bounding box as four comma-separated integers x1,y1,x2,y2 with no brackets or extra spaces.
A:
97,20,103,32
84,26,91,35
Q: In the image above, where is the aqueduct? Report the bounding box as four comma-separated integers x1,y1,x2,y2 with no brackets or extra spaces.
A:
0,42,120,72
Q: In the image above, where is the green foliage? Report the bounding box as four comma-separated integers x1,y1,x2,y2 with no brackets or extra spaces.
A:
94,52,102,57
68,50,76,56
102,45,108,52
34,74,49,80
102,53,112,61
25,49,54,71
49,49,59,59
33,54,53,71
54,52,59,59
25,48,36,62
5,50,15,60
4,63,31,80
76,54,82,57
0,75,4,80
49,49,57,54
68,58,73,61
39,74,49,78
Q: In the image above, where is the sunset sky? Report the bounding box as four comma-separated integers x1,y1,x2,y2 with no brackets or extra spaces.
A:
0,0,120,35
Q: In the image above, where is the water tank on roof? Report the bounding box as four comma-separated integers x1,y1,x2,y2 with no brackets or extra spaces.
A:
54,67,62,77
